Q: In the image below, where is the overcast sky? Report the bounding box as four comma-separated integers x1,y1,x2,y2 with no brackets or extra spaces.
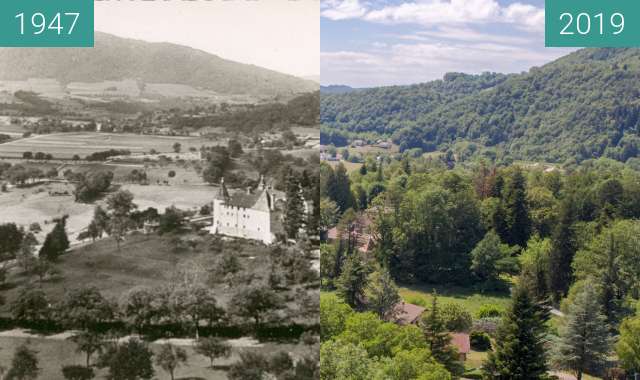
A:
95,0,319,78
321,0,576,87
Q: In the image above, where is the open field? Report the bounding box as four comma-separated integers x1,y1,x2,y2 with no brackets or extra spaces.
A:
0,132,216,159
326,160,363,173
0,182,217,241
398,284,511,315
0,334,302,380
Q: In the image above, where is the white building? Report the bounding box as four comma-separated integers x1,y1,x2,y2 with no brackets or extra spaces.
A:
210,176,276,244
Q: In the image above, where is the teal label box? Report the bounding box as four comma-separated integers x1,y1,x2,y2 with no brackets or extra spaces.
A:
546,0,640,47
0,0,94,47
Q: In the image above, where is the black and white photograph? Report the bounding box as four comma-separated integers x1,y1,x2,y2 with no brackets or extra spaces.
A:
0,1,320,379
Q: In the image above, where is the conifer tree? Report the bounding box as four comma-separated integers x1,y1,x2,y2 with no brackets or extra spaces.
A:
284,173,305,239
548,196,576,299
335,253,367,308
501,168,531,247
421,292,464,377
39,216,69,261
364,268,400,320
483,286,549,379
552,281,611,380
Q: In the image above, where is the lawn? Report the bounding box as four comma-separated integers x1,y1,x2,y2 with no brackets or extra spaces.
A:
398,284,511,315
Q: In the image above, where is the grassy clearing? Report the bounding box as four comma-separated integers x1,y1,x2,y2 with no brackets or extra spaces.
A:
398,284,511,315
327,160,363,174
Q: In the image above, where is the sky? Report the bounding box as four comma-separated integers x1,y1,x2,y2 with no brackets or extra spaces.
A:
95,0,319,79
321,0,576,87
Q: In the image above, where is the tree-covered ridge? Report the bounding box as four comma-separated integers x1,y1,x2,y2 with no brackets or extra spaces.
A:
321,48,640,164
321,72,508,137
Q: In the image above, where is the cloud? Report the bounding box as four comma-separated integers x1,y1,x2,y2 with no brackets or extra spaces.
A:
321,41,573,87
321,0,545,31
321,0,368,20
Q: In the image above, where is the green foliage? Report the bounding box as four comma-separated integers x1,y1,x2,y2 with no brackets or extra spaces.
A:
470,331,492,351
320,341,372,380
439,303,473,332
616,309,640,373
320,293,354,341
335,253,368,308
420,294,464,376
321,49,640,164
519,236,552,301
483,286,549,379
573,219,640,322
372,348,451,380
475,304,505,319
364,268,401,320
552,280,611,379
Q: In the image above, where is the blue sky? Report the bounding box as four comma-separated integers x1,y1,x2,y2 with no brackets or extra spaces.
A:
321,0,575,87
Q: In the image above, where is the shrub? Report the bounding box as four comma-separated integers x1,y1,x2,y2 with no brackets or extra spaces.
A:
470,331,492,351
440,303,473,332
475,304,504,319
61,365,94,380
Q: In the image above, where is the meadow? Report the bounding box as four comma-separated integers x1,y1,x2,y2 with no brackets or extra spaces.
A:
0,182,217,242
0,132,214,159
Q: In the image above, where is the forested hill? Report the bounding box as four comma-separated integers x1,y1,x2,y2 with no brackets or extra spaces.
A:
321,48,640,164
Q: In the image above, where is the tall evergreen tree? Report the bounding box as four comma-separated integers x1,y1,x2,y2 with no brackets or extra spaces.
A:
335,253,367,308
327,163,354,212
284,173,305,239
548,196,576,300
552,281,611,380
483,286,549,379
501,168,531,247
364,268,400,320
39,216,69,261
421,293,464,377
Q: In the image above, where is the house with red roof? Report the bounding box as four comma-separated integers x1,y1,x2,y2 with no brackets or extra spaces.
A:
450,332,471,361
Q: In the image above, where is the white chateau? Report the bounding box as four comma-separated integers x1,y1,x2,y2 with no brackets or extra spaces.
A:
210,176,277,244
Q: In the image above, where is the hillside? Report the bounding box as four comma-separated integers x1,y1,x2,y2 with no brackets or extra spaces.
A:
321,48,640,164
0,32,317,98
320,85,357,94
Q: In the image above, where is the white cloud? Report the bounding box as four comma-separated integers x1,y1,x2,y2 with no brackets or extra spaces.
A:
321,41,574,87
321,0,368,20
321,0,545,31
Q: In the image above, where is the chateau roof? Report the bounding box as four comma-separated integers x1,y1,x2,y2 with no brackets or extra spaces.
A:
228,191,262,208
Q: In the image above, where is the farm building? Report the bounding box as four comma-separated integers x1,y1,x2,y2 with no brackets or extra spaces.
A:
390,301,426,325
210,176,277,244
451,333,471,361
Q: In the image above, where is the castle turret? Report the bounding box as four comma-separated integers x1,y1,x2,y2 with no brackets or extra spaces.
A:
219,177,230,200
